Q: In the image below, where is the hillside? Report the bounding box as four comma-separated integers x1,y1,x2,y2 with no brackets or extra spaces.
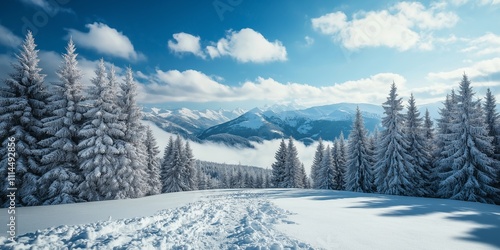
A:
1,189,498,249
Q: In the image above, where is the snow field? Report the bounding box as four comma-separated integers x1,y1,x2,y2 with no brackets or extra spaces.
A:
0,189,499,249
1,191,313,249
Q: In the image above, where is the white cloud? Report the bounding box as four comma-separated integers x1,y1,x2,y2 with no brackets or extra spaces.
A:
144,120,319,173
479,0,500,5
168,32,205,58
68,22,146,62
138,69,405,106
304,36,315,46
19,0,73,14
461,33,500,56
0,24,22,48
205,28,287,63
426,58,500,96
311,1,458,51
428,57,500,81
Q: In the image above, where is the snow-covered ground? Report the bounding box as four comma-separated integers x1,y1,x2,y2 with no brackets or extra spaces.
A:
1,189,499,249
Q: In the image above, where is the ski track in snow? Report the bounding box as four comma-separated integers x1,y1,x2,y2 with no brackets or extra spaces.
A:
1,191,313,250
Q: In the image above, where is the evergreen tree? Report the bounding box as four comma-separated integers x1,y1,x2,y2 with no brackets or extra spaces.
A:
161,136,174,192
183,140,197,191
300,163,310,188
38,38,83,205
345,107,374,193
424,109,435,143
317,145,335,189
434,93,458,194
162,136,185,193
120,67,149,197
0,31,49,206
404,94,432,197
144,126,161,195
77,59,127,201
375,83,417,196
310,138,324,189
484,88,500,195
334,132,348,190
271,138,287,188
284,137,303,188
438,74,498,203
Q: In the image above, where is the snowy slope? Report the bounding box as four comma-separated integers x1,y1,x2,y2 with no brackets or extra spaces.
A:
142,107,246,138
1,189,499,249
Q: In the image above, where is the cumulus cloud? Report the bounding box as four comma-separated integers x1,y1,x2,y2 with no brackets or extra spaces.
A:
424,57,500,99
206,28,287,63
68,22,146,62
311,1,458,51
428,57,500,82
143,120,319,174
168,32,205,58
461,32,500,56
138,69,405,106
0,25,22,48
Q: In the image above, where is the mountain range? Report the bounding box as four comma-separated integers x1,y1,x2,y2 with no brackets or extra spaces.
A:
142,102,416,147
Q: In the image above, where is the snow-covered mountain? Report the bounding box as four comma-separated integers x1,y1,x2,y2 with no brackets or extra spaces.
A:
199,103,383,146
142,107,246,139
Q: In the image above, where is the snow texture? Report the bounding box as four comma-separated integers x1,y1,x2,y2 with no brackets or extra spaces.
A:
0,189,499,249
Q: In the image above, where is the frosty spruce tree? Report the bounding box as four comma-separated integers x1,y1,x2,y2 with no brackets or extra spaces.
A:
310,138,324,189
38,38,84,205
77,60,128,201
374,83,418,196
346,107,374,193
404,94,433,197
271,138,287,188
317,145,336,190
0,31,49,206
438,74,499,203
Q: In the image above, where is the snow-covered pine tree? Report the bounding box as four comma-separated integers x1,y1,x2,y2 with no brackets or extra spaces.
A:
332,139,341,190
0,31,49,206
333,132,348,190
183,140,197,191
434,92,458,194
317,145,335,189
404,94,432,197
345,107,374,193
284,137,303,188
484,88,500,196
310,138,324,189
144,126,161,195
424,109,435,143
374,83,417,196
271,138,287,188
423,109,438,197
77,59,128,201
300,163,310,188
161,136,174,192
367,128,379,182
38,38,84,205
484,89,500,159
119,67,148,198
161,136,186,193
438,74,498,203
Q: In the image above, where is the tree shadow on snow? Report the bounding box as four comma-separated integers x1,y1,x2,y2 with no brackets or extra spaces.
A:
348,193,500,249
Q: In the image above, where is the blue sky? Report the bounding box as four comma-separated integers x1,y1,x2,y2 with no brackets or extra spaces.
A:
0,0,499,110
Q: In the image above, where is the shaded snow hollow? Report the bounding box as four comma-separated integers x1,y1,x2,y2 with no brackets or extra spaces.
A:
1,189,499,249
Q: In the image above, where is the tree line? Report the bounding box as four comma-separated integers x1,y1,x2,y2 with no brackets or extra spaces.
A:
272,79,500,204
